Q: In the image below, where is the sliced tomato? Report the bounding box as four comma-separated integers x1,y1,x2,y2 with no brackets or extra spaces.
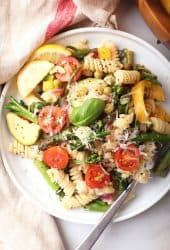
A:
55,56,81,82
43,146,69,169
85,164,110,189
38,106,67,134
114,144,140,172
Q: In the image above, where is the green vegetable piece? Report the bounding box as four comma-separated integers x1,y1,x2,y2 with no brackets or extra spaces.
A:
113,84,124,107
85,199,110,212
39,128,110,151
70,98,105,126
66,45,91,60
34,159,59,190
6,112,40,146
133,64,161,85
5,96,38,123
153,150,170,177
29,101,46,113
86,153,103,164
126,50,134,65
133,133,170,143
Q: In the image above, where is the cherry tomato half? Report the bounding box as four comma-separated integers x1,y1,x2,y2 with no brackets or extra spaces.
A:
114,144,140,172
85,164,110,189
38,106,67,135
55,56,81,82
43,146,69,169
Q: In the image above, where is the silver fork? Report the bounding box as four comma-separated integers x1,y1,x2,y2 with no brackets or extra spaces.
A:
75,180,137,250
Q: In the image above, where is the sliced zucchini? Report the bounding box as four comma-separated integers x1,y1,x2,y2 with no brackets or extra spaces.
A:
6,112,40,146
70,78,108,107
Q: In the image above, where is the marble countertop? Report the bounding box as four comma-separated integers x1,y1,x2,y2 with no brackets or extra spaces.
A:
56,1,170,250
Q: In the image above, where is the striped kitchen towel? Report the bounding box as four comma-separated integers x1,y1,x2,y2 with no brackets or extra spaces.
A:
0,0,119,85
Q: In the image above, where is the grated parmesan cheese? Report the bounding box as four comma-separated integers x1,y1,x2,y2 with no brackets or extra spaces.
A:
73,126,94,148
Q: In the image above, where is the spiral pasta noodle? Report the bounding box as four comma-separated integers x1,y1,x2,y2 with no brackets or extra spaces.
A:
69,165,83,185
9,140,42,160
99,41,120,61
83,57,122,74
47,169,75,196
62,192,97,209
151,117,170,134
114,70,140,84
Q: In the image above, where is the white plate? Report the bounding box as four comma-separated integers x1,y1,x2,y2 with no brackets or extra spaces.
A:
1,27,170,224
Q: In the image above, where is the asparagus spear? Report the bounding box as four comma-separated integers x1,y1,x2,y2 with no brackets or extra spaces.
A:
5,96,38,123
85,199,110,212
34,159,59,190
153,150,170,177
66,46,91,60
39,130,111,151
133,132,170,143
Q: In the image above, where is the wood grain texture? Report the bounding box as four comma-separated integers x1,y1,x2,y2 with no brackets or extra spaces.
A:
137,0,170,43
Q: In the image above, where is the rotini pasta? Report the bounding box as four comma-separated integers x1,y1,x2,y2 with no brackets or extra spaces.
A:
113,112,134,130
9,140,42,160
69,165,88,193
104,74,115,85
151,117,170,134
83,57,122,74
98,41,120,62
62,192,97,209
47,169,75,196
101,41,120,61
114,70,140,84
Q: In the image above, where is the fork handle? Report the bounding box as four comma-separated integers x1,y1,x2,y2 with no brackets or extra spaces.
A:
75,181,136,250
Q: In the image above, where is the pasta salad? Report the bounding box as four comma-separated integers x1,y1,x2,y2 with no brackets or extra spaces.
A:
5,40,170,211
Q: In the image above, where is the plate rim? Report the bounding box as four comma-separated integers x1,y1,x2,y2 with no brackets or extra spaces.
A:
1,27,170,224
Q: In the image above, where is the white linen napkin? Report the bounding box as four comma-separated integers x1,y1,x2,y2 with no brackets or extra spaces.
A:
0,1,119,249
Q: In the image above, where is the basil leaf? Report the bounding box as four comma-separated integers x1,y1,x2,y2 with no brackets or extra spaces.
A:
70,98,105,126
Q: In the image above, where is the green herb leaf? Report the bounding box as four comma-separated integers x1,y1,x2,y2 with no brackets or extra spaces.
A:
70,98,105,126
112,171,130,191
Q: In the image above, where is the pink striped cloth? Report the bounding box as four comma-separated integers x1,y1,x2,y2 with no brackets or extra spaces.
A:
0,0,119,85
0,1,119,250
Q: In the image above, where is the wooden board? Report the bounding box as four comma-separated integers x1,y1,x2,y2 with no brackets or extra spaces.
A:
137,0,170,45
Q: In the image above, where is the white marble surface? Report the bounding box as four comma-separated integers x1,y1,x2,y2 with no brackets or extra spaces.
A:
56,2,170,250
